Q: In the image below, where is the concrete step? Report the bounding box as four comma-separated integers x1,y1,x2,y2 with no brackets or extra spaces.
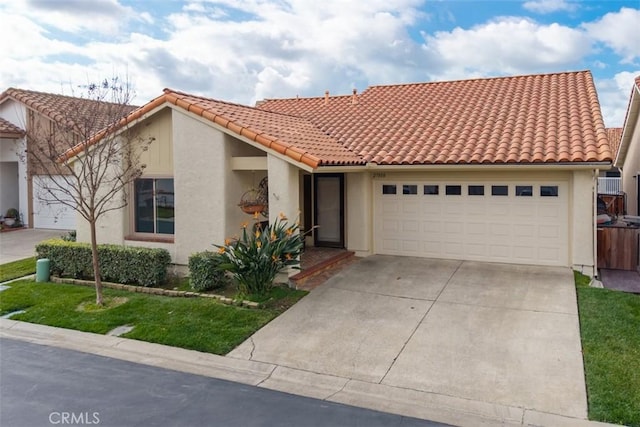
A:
289,251,355,288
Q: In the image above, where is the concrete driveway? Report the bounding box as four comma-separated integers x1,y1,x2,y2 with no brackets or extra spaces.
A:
0,229,65,264
229,255,587,419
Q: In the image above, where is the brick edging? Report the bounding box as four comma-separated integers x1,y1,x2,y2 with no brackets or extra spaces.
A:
50,277,260,309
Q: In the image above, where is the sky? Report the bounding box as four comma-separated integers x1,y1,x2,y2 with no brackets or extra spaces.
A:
0,0,638,128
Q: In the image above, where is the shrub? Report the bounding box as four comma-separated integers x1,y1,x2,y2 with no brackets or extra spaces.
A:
214,214,303,295
35,239,171,286
188,251,229,291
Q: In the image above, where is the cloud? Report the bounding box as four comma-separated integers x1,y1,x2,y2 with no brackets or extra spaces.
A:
595,70,640,128
0,0,634,128
19,0,138,35
583,7,640,63
421,17,592,78
522,0,577,14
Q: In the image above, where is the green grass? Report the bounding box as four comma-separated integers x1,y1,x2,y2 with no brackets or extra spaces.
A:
0,280,307,355
575,272,640,426
0,257,36,282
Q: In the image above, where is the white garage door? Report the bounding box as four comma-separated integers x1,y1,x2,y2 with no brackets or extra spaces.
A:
32,176,76,230
374,181,569,266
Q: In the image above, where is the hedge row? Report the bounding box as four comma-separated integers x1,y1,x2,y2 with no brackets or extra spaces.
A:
188,251,228,291
35,239,171,287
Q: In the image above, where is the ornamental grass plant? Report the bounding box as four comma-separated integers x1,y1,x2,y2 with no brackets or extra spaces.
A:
215,214,303,295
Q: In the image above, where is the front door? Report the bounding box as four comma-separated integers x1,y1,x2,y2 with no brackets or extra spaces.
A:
314,174,344,248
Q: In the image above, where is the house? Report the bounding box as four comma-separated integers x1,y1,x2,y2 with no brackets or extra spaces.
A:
70,70,612,276
597,128,624,216
615,76,640,216
0,117,25,221
0,88,138,229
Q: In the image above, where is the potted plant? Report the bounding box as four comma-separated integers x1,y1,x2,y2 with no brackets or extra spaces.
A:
3,208,19,227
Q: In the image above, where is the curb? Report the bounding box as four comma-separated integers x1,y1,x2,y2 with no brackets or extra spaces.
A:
0,319,619,427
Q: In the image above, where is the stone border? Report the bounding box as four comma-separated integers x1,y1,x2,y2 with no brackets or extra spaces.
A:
50,277,260,309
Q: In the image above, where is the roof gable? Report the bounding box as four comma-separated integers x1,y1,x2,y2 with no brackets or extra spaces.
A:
70,89,363,168
615,76,640,167
259,71,612,165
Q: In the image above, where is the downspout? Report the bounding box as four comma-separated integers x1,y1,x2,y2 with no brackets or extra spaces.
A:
593,169,599,278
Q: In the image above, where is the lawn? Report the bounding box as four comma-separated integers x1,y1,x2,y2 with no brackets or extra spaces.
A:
0,257,36,282
0,280,306,355
575,272,640,427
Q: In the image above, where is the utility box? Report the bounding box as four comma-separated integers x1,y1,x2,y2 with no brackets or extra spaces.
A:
36,258,50,282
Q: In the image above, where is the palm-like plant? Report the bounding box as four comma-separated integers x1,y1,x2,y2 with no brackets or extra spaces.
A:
214,214,303,295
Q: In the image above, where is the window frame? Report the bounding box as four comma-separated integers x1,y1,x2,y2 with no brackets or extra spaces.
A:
129,176,175,241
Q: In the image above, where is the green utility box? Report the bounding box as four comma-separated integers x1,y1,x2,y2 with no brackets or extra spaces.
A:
36,258,50,282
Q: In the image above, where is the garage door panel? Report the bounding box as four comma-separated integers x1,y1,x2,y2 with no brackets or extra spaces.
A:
539,225,560,238
423,220,442,233
444,242,463,255
466,243,487,257
444,202,464,216
445,222,463,234
375,181,569,266
514,224,535,238
489,223,510,236
403,220,420,232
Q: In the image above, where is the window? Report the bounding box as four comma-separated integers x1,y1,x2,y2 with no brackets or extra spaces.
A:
445,185,462,195
516,185,533,196
468,185,484,196
134,178,175,235
491,185,508,196
382,185,397,195
424,185,439,195
540,185,559,197
403,185,418,195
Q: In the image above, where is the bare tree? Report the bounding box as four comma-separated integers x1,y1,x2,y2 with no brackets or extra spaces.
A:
23,78,153,305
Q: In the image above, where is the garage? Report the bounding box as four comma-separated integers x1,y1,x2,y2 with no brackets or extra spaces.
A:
374,181,569,266
32,176,76,230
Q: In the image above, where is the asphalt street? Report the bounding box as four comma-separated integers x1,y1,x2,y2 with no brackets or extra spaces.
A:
0,338,449,427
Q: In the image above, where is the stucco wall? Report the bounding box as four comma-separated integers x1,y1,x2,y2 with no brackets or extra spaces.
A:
0,101,28,225
570,170,596,273
77,108,178,254
345,172,372,256
267,154,300,222
622,112,640,216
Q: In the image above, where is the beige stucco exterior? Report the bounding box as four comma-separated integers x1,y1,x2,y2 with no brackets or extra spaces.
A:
620,110,640,216
75,102,601,277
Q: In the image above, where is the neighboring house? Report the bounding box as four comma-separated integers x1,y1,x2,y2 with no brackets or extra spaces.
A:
0,88,137,229
71,70,612,276
597,128,623,215
0,117,25,220
615,76,640,216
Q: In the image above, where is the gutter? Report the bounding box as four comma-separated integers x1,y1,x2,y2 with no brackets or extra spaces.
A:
315,161,612,173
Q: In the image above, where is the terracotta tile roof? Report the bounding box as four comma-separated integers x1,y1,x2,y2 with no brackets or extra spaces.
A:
0,117,24,138
0,88,139,136
605,127,623,156
259,70,612,165
66,89,363,167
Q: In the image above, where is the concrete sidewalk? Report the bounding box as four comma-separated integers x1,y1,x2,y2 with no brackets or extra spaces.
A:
0,319,615,427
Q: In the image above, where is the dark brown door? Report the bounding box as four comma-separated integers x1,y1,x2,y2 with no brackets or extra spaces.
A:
314,174,344,248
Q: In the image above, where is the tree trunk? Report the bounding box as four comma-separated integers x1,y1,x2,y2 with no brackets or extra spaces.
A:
90,221,103,306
